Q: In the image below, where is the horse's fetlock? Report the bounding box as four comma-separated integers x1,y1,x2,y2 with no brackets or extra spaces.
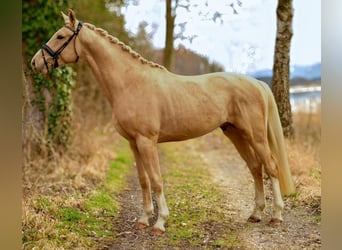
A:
151,183,163,194
146,209,153,218
160,212,169,220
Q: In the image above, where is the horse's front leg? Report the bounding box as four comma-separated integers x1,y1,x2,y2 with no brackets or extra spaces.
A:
130,142,153,229
135,135,169,235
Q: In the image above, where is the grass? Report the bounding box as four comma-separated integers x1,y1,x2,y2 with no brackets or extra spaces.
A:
22,139,134,249
314,215,321,223
156,141,244,248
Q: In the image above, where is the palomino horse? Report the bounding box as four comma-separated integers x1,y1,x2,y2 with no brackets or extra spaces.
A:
31,10,295,235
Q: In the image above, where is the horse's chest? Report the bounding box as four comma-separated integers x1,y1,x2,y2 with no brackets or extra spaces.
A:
112,115,135,140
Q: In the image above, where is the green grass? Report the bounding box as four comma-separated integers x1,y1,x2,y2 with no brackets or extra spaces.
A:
22,139,134,249
314,215,321,223
285,191,299,199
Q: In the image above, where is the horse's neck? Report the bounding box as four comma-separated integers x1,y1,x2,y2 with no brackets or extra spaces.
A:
80,27,153,105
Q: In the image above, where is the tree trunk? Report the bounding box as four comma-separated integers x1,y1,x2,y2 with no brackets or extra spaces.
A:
271,0,295,138
22,62,45,163
163,0,176,71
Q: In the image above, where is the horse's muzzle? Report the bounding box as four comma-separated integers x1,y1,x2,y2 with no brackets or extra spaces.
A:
30,57,48,74
31,58,36,70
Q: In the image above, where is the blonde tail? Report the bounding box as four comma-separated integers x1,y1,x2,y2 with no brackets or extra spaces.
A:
266,85,296,196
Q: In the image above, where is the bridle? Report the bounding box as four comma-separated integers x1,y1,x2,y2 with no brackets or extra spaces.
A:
41,21,83,71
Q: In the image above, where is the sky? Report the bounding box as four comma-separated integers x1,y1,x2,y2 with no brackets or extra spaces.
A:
121,0,321,73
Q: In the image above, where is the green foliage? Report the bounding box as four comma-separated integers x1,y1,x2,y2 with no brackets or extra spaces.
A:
47,67,76,144
23,0,75,147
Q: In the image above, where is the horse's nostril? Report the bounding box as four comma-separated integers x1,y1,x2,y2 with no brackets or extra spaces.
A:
31,59,36,68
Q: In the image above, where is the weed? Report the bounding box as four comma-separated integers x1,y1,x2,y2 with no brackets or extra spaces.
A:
285,191,299,199
314,215,321,223
57,207,84,222
34,196,52,212
212,234,240,248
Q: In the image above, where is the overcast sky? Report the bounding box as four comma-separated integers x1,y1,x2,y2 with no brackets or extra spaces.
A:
122,0,321,73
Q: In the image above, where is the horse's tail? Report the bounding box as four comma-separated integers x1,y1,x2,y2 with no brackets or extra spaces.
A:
264,82,296,196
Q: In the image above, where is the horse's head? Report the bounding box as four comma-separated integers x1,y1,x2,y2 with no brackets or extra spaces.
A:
31,9,83,74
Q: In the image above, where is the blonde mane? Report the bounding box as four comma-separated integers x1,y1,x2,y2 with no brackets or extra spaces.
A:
84,23,166,70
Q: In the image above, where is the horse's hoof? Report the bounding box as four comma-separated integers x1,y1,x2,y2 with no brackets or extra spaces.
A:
150,228,165,236
269,218,283,226
137,222,149,230
248,216,261,223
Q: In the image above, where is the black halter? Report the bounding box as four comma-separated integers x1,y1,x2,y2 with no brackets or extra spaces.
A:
41,21,83,71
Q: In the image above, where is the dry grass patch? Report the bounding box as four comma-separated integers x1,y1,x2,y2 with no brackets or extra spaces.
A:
22,118,134,249
288,111,321,200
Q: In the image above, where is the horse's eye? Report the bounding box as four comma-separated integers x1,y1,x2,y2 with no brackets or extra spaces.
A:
57,35,65,40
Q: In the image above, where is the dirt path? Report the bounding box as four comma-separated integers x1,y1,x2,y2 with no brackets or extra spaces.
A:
108,169,160,249
109,130,320,249
196,131,321,249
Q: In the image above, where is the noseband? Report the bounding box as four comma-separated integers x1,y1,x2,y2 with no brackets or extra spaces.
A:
41,21,83,71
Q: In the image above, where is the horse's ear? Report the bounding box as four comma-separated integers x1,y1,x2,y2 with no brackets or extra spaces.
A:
61,11,69,24
67,9,77,28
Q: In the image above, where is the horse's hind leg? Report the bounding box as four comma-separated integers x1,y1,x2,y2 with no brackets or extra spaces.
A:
222,125,265,223
248,133,284,225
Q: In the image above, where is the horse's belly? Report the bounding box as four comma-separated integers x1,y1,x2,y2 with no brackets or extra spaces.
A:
158,117,222,142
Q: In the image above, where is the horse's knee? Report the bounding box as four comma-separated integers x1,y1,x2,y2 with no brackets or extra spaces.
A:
138,175,151,190
248,162,262,176
151,179,163,194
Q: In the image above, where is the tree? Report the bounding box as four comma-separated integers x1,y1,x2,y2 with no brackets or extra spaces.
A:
132,21,156,60
163,0,240,72
163,0,177,70
271,0,295,138
22,0,74,156
70,0,130,44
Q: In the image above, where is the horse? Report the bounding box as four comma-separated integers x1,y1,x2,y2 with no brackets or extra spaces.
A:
31,9,295,235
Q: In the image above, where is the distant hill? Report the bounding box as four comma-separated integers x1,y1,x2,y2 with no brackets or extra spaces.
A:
291,63,321,80
251,63,321,81
256,76,321,88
